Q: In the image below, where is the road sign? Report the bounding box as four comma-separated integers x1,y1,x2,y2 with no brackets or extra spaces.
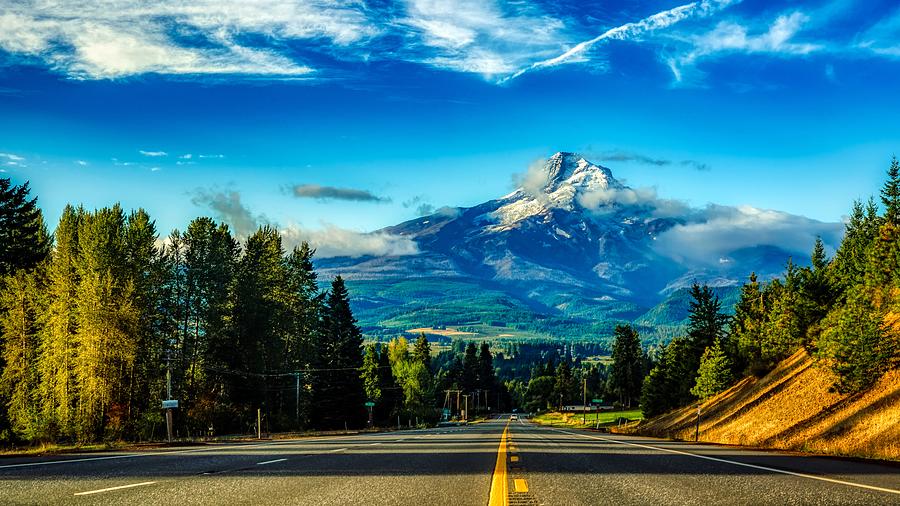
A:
592,399,603,404
364,401,375,407
162,399,179,409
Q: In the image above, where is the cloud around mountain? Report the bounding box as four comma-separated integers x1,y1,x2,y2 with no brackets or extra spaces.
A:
510,152,843,267
191,187,416,258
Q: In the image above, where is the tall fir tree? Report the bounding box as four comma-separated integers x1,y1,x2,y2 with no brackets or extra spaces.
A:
315,276,366,428
37,205,81,437
608,324,643,407
690,339,733,400
0,178,50,275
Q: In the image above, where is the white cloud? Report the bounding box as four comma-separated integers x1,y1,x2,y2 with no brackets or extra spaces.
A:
281,223,419,258
0,152,25,161
75,160,88,166
179,154,193,159
139,150,168,157
401,0,567,76
0,0,364,78
653,204,842,265
504,0,738,82
668,11,821,82
190,187,418,257
198,154,225,159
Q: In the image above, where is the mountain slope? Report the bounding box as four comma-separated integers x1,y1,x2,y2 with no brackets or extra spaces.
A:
317,152,816,343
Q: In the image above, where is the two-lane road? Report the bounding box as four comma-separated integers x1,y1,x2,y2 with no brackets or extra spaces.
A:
0,417,897,505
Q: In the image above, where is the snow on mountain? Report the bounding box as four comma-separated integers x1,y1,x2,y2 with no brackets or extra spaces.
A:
316,151,827,336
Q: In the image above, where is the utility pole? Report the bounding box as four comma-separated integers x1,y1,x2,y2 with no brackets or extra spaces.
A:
165,355,174,443
257,408,262,439
295,372,300,429
582,377,587,425
464,395,468,422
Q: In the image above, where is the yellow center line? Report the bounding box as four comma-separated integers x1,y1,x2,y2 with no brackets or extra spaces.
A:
510,456,519,463
487,420,511,506
514,479,529,493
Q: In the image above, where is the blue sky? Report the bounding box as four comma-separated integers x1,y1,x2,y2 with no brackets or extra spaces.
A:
1,0,899,256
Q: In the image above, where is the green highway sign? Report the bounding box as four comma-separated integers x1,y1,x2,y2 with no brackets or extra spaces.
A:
364,401,376,407
592,399,603,404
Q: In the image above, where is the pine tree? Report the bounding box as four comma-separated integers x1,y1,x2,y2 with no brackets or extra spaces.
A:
461,342,478,393
0,268,45,439
376,342,400,424
477,342,495,391
817,287,897,393
37,205,81,437
360,344,381,403
691,340,733,400
315,276,365,428
413,333,432,372
881,156,900,226
72,205,139,440
608,324,643,407
687,284,729,356
0,178,50,275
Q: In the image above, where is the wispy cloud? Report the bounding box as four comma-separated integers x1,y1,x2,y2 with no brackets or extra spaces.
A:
0,1,362,78
0,152,25,162
190,187,416,257
75,160,88,166
594,150,711,171
139,150,168,157
290,184,390,203
502,0,738,82
190,188,265,237
667,11,820,83
402,195,436,216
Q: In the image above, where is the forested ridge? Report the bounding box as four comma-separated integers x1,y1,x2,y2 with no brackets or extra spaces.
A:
640,157,900,418
2,158,898,444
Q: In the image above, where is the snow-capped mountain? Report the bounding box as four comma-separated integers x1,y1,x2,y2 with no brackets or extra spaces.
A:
317,152,821,339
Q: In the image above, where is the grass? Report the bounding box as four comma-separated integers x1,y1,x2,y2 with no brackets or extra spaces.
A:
630,349,900,461
531,409,643,429
0,441,126,457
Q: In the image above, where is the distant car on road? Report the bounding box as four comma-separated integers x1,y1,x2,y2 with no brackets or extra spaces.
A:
510,414,518,421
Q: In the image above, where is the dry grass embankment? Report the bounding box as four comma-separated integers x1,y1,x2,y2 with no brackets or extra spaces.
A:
622,349,900,461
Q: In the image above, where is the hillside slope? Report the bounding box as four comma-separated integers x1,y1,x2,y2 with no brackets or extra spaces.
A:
625,349,899,460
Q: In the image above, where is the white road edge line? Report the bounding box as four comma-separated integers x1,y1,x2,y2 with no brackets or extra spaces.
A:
256,458,287,466
328,447,348,453
73,481,157,496
0,436,348,470
551,428,900,496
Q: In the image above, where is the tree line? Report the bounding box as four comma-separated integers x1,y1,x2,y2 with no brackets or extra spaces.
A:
0,181,373,442
641,157,900,416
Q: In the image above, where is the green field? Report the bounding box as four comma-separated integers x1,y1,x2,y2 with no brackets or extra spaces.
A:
531,409,643,429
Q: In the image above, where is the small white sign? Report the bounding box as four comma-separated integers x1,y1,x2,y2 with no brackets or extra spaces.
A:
162,399,179,409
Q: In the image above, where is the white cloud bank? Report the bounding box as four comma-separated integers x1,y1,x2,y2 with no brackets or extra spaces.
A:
190,188,417,258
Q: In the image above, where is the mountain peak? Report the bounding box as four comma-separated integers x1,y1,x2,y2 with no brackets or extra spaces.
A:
541,152,622,193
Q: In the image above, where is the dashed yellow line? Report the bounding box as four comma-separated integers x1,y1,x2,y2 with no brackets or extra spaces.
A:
510,456,519,463
514,479,529,493
487,420,511,506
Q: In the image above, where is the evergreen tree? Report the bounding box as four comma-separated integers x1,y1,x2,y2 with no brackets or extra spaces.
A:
0,268,45,439
552,360,575,409
413,333,432,372
315,276,365,428
0,178,50,275
817,287,897,393
477,342,495,391
37,205,81,437
72,205,140,440
608,324,643,407
691,340,733,400
361,344,381,403
376,343,400,425
687,284,729,355
461,342,478,393
880,156,900,226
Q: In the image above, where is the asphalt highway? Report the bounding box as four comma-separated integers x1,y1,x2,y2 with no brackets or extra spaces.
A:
0,416,897,505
